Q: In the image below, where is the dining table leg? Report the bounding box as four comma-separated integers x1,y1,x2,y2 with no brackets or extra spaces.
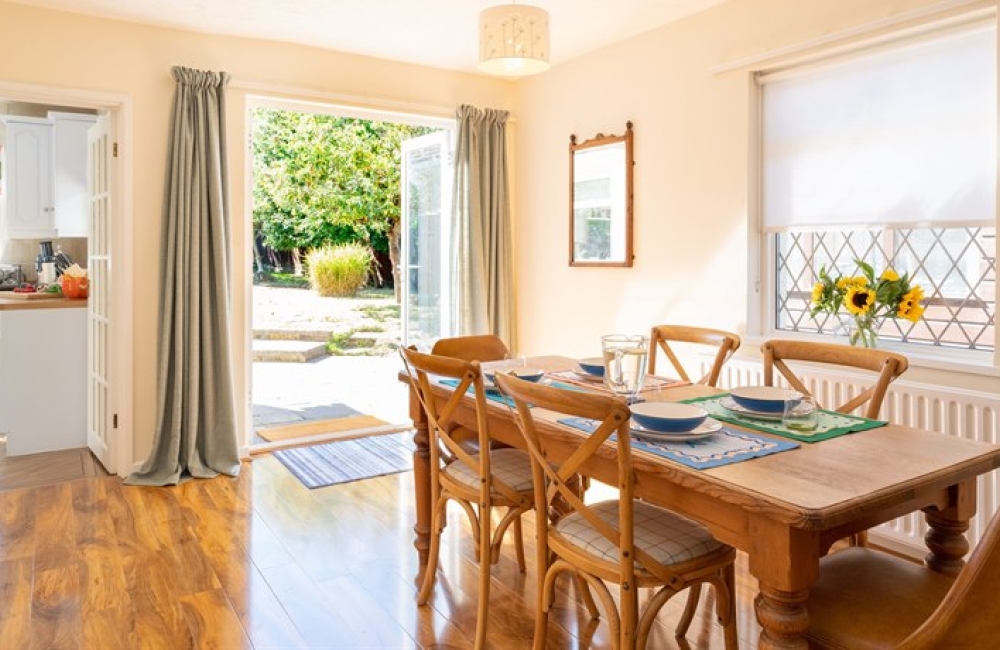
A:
750,519,816,649
923,480,975,576
754,586,810,649
408,385,432,567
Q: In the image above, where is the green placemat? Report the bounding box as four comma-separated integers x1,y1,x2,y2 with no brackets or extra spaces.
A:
681,394,887,443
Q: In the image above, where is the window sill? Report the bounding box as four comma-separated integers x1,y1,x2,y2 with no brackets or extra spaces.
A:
746,332,1000,378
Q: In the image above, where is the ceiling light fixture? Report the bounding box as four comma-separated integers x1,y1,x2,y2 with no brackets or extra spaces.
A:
478,2,550,76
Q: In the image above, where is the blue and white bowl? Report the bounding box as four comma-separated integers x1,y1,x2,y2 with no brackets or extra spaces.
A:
729,386,801,414
630,402,708,433
511,367,545,382
578,357,605,377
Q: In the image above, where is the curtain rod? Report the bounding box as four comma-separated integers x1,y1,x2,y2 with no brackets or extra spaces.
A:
709,0,994,74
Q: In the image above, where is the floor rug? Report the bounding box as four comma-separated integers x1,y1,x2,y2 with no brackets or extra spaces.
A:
273,432,415,489
256,414,389,442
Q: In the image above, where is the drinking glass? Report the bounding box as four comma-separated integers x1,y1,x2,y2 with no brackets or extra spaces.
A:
782,396,819,432
601,334,649,403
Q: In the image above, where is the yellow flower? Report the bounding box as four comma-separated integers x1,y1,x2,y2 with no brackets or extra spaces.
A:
845,286,875,315
897,287,926,322
811,283,824,304
880,268,899,282
837,276,867,290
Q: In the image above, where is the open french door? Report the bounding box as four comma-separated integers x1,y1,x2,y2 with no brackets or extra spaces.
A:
400,130,455,348
86,113,114,472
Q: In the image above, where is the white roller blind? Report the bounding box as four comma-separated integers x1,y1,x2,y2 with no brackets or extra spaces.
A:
761,23,996,230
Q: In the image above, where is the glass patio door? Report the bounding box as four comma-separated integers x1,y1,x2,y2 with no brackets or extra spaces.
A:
400,130,454,348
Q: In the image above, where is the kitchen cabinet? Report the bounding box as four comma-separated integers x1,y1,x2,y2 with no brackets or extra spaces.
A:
0,301,87,455
0,116,56,238
50,111,97,237
0,112,97,239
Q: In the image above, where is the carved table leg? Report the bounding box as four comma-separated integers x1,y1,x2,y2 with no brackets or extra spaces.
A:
755,586,810,650
409,386,431,567
924,508,969,577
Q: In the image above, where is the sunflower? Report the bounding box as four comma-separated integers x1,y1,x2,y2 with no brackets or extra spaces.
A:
811,282,824,303
880,268,900,282
836,276,867,291
845,285,875,315
897,287,926,322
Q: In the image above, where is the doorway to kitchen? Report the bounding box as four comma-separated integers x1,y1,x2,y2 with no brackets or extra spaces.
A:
0,82,131,476
245,97,455,451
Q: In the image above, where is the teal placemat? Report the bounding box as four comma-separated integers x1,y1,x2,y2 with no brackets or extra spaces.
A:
559,417,799,470
681,394,886,443
439,377,585,407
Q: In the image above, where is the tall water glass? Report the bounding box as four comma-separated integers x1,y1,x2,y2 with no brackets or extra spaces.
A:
601,334,649,403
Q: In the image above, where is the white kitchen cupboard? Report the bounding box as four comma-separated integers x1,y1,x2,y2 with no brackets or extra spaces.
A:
0,304,87,455
50,111,97,237
0,116,56,238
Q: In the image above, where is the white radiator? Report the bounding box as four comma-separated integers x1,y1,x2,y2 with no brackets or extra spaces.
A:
711,358,1000,556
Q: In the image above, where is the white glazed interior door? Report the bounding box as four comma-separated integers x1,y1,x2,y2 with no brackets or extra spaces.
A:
86,113,113,472
399,130,454,348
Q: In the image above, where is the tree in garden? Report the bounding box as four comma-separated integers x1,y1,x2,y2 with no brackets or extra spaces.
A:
251,108,432,291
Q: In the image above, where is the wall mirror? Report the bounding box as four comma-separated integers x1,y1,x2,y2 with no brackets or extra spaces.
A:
569,121,633,267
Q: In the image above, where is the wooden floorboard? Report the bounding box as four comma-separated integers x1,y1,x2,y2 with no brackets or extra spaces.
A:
0,451,767,648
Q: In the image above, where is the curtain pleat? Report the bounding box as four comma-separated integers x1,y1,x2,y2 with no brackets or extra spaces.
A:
126,66,240,486
452,105,515,348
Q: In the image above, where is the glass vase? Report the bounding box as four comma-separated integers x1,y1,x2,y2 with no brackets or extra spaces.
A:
847,313,879,348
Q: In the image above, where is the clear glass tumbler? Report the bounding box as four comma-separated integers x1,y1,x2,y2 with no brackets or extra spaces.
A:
782,396,819,432
601,334,649,403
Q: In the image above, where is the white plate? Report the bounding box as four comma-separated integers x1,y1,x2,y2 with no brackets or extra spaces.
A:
631,418,722,442
719,395,784,421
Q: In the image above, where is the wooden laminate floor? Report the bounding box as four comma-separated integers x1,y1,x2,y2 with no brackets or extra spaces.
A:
0,452,764,649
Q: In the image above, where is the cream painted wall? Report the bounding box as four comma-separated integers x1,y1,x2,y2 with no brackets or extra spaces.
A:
512,0,1000,393
0,2,513,467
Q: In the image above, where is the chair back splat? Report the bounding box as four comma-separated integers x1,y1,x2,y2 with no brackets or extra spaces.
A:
648,325,740,387
761,339,908,420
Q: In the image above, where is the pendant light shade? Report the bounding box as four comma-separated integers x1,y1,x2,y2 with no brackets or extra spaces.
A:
478,3,550,76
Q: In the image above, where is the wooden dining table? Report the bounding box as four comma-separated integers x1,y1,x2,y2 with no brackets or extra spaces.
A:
401,355,1000,649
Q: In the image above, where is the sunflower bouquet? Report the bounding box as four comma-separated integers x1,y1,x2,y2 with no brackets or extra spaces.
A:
810,259,925,348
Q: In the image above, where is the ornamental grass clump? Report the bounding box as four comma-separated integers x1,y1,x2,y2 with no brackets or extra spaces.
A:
810,259,925,348
306,243,374,297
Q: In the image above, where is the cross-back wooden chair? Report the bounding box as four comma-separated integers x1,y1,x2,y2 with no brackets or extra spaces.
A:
806,504,1000,649
399,346,534,650
494,373,738,650
761,339,909,420
762,339,909,546
648,325,741,387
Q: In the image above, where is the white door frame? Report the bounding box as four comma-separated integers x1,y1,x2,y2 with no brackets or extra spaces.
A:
242,94,453,449
0,80,133,476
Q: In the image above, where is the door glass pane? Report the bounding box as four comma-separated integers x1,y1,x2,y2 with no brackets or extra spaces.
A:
401,131,452,348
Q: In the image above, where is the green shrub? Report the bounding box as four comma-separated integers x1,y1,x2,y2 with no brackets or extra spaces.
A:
306,243,374,297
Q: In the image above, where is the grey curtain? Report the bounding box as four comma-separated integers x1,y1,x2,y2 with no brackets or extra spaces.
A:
126,66,240,486
452,105,515,347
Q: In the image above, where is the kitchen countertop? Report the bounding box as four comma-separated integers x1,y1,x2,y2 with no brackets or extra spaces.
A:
0,295,88,311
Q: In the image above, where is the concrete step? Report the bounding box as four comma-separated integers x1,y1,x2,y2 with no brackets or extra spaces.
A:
253,328,337,343
252,339,329,363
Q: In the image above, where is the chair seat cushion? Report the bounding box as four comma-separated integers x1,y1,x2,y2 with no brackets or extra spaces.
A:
807,547,953,650
443,448,534,494
554,500,723,567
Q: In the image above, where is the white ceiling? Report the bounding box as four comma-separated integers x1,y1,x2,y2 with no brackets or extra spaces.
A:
8,0,726,74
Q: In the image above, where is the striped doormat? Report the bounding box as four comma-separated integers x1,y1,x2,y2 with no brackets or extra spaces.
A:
272,432,415,489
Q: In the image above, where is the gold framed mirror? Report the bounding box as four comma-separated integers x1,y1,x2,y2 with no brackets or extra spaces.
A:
569,121,634,267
